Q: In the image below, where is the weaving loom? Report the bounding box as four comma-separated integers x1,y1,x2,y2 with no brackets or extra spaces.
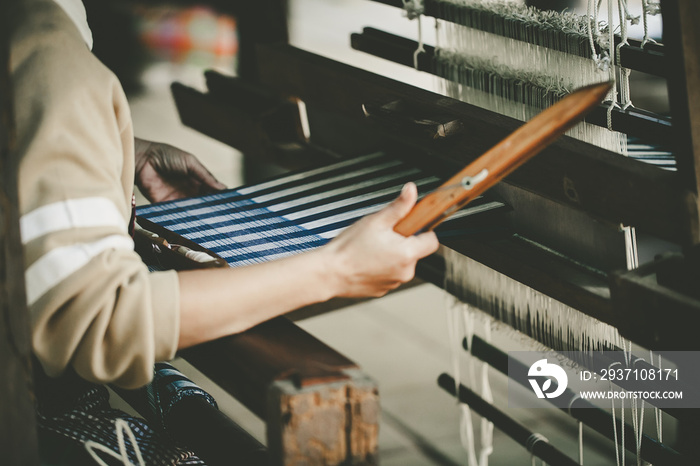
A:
136,0,700,464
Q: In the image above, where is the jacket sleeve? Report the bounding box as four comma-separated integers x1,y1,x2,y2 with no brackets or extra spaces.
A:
12,0,180,389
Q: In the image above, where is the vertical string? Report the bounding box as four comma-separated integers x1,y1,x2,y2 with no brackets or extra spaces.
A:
606,0,619,132
415,15,425,69
578,421,584,465
478,317,494,466
435,17,441,52
652,351,664,444
641,0,660,48
609,361,622,466
462,304,479,466
587,0,600,63
616,0,634,111
402,0,425,69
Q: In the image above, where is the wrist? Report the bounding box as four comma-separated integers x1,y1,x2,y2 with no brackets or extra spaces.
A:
312,244,346,301
133,138,153,173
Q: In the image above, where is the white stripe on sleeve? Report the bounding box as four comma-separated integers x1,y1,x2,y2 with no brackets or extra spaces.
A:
21,197,127,244
25,234,135,306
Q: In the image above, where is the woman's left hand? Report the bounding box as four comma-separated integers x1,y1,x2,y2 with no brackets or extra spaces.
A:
134,138,226,203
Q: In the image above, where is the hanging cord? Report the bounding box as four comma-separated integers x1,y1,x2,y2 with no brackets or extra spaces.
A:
478,318,494,466
435,17,441,54
609,361,622,466
578,421,584,465
461,305,480,466
616,0,635,111
586,0,600,63
652,351,664,444
526,433,549,466
632,357,646,466
568,394,584,465
402,0,425,69
446,297,478,466
606,0,620,131
84,418,146,466
641,1,661,48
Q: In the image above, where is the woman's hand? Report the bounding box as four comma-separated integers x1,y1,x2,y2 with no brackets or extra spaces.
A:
134,138,226,203
321,182,439,298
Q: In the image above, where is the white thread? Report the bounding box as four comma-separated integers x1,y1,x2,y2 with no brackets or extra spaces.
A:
437,1,625,155
578,421,584,465
435,17,440,51
630,354,646,466
606,0,618,132
587,0,599,63
641,1,660,48
402,0,424,20
84,419,146,466
415,15,425,70
401,0,426,69
478,315,494,466
568,394,582,415
446,297,478,466
652,351,664,443
609,361,622,466
462,304,479,466
526,433,549,456
616,0,634,112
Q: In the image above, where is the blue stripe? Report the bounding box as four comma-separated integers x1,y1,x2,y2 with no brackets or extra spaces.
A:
137,155,508,268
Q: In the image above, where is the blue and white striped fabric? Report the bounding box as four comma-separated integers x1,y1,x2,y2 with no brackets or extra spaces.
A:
627,137,675,171
137,153,506,268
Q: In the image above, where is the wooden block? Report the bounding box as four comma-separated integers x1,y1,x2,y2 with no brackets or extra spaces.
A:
267,370,379,466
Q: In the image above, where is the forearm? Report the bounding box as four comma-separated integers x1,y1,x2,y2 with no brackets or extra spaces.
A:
177,248,336,348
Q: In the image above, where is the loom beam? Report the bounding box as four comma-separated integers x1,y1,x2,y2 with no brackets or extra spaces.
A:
253,44,695,246
350,27,672,144
369,0,666,76
171,75,329,171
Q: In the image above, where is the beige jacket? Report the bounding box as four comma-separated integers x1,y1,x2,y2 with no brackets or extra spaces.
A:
11,0,180,388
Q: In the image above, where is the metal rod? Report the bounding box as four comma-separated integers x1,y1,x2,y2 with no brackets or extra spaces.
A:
437,373,579,466
464,336,683,465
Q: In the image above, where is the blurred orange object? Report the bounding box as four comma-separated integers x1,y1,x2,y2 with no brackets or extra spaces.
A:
136,5,237,66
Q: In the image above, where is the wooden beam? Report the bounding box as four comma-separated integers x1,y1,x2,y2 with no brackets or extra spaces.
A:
256,43,696,246
0,2,39,462
180,318,379,466
662,0,700,243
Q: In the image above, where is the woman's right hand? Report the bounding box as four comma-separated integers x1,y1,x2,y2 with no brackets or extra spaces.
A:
320,182,439,298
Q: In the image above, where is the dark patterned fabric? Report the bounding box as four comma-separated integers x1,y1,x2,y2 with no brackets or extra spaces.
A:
145,363,218,433
35,367,206,465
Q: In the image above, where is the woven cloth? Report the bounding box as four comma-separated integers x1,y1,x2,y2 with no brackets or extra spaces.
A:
137,153,506,267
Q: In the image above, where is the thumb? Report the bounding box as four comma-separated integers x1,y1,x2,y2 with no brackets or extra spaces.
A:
187,157,227,190
378,182,418,226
